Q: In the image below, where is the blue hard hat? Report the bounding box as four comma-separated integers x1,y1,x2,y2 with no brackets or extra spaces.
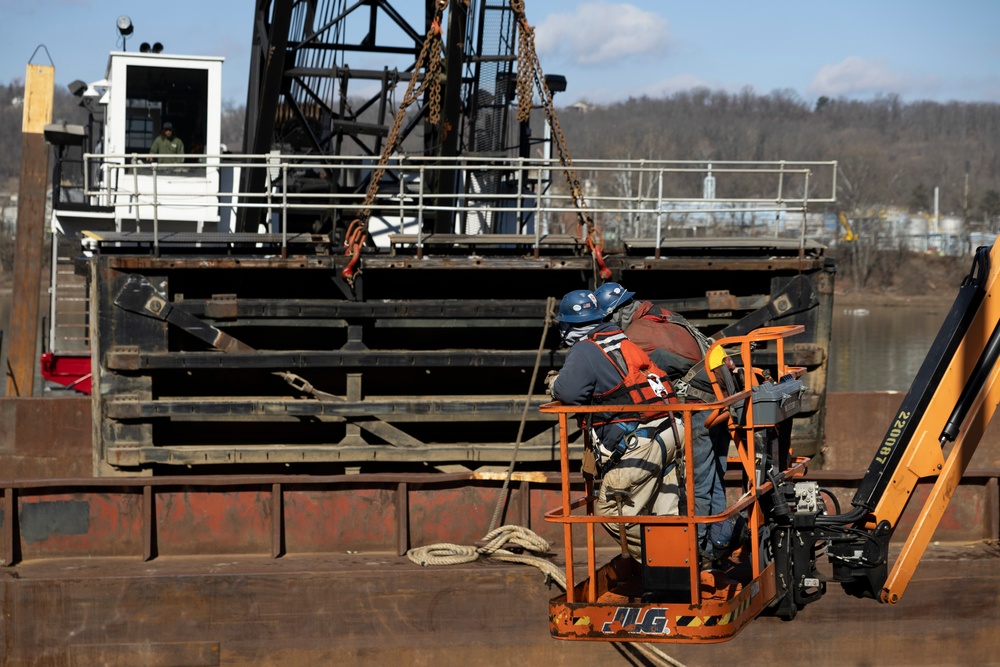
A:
556,290,602,323
594,282,634,315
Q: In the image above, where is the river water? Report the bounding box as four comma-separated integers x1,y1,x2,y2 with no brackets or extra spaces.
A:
0,291,951,394
828,301,951,392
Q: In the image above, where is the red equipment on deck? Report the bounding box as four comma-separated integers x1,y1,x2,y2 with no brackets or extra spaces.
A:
40,352,92,394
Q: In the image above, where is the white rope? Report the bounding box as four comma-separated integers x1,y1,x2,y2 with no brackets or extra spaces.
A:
407,524,566,588
407,524,686,667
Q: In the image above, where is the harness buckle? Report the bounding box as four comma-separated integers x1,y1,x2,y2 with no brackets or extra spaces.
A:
674,379,690,400
645,373,667,398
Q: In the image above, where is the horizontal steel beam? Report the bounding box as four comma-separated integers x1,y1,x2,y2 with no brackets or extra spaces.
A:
388,233,583,246
109,442,582,467
620,257,827,271
185,298,552,319
104,397,559,421
360,257,594,270
105,349,565,371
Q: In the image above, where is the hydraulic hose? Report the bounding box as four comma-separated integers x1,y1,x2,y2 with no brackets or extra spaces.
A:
940,312,1000,442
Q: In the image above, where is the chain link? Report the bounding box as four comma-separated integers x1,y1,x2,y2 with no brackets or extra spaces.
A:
342,5,447,288
510,1,610,279
345,0,611,288
518,23,584,219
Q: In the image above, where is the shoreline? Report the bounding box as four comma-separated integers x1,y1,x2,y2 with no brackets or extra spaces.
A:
833,290,956,308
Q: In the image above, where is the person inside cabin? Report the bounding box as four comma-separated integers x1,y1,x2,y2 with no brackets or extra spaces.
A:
548,289,684,560
148,121,185,164
594,282,743,567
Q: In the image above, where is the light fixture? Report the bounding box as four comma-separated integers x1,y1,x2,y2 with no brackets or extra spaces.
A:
544,74,567,94
44,122,86,147
140,42,151,53
117,15,133,50
116,16,133,36
152,42,164,54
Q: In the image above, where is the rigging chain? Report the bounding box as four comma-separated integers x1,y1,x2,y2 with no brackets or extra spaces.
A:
341,0,448,288
510,0,611,280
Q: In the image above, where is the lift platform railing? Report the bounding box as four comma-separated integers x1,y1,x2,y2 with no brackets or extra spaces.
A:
540,325,809,609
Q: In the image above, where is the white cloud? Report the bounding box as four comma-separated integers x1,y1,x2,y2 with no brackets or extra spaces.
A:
808,56,909,97
534,1,669,66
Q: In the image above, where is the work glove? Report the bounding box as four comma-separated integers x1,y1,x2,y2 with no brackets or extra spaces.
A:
544,370,559,397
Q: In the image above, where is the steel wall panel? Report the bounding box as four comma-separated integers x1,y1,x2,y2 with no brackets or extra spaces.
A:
15,492,144,559
409,485,496,546
283,486,397,553
156,490,271,556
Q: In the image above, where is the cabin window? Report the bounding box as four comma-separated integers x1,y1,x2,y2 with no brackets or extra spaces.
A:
124,65,209,161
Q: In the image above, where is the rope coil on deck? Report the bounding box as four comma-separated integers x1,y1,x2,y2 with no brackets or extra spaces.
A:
407,526,686,666
406,525,566,589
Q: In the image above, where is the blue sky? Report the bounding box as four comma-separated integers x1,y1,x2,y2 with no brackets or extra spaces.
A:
3,0,999,107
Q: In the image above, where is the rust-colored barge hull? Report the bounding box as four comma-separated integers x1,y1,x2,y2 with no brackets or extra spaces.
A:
4,394,1000,665
2,544,998,667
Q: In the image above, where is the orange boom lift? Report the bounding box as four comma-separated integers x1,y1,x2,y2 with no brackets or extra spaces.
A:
542,242,1000,642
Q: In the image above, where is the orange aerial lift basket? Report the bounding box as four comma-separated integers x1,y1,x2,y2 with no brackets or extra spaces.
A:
542,325,810,643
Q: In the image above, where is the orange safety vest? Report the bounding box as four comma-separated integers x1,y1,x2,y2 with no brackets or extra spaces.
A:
587,329,678,429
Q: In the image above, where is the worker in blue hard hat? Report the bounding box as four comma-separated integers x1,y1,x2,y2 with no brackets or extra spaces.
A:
595,281,742,567
549,289,684,559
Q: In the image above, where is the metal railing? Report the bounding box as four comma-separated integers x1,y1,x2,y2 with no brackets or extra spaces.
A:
78,154,838,249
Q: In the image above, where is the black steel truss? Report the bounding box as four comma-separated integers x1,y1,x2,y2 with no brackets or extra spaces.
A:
238,0,520,234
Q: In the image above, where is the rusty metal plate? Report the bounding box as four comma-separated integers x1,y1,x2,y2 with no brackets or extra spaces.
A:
156,490,271,556
14,492,144,561
283,486,397,553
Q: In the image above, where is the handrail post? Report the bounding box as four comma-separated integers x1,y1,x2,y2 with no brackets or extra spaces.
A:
417,165,425,259
655,169,664,259
131,156,140,233
800,170,811,257
516,157,525,233
151,162,159,257
637,158,645,238
777,159,786,203
281,163,288,257
398,157,406,237
534,168,542,255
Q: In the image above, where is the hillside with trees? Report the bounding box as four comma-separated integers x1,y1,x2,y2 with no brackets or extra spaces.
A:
554,89,1000,294
558,89,1000,223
